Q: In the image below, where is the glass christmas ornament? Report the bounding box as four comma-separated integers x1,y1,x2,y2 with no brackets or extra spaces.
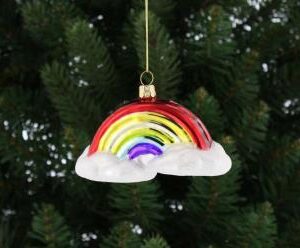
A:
75,94,232,183
75,0,231,183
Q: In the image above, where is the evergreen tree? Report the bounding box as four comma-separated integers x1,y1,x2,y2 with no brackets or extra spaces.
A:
0,0,299,247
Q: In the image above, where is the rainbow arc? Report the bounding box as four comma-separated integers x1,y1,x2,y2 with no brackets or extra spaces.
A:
88,100,212,160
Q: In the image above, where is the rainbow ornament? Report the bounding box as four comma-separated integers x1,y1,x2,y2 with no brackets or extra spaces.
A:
75,98,232,183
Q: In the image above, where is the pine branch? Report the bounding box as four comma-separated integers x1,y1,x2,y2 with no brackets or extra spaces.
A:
133,11,182,98
232,101,269,160
219,52,260,120
22,0,80,49
0,86,63,174
108,182,163,230
186,5,235,68
132,0,176,24
66,20,119,109
229,202,277,248
185,136,241,244
261,137,300,178
263,59,300,135
28,204,72,247
186,87,225,138
142,235,170,248
185,6,260,120
258,137,300,220
100,222,141,248
41,61,100,140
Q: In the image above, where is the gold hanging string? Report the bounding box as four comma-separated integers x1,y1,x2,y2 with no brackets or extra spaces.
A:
145,0,149,72
139,0,154,86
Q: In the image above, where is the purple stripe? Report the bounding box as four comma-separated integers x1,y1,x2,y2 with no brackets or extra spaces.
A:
128,143,162,160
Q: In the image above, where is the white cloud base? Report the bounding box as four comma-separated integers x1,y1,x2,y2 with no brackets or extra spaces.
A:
75,141,232,183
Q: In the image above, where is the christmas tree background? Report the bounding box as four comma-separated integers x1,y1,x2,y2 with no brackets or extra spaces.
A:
1,0,300,247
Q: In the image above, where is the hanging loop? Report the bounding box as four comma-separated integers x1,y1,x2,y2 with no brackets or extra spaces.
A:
140,70,154,85
139,0,156,99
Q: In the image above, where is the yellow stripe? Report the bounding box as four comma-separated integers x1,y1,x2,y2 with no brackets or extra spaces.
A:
99,112,192,152
111,128,173,154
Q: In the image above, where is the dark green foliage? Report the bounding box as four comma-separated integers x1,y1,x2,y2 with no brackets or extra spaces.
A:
142,235,170,248
0,218,15,248
133,11,182,98
232,101,269,159
229,202,277,248
99,222,141,248
66,20,118,108
0,86,65,177
186,87,224,138
278,220,300,248
258,137,300,221
186,5,235,62
28,204,72,247
133,0,176,23
0,0,299,247
22,0,80,43
22,0,81,55
108,182,163,230
218,52,260,121
185,137,241,245
41,62,99,140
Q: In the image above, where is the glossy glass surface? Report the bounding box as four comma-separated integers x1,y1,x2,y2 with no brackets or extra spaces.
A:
88,99,212,160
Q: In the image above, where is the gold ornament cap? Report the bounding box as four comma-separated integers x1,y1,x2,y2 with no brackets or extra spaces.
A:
139,85,156,98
